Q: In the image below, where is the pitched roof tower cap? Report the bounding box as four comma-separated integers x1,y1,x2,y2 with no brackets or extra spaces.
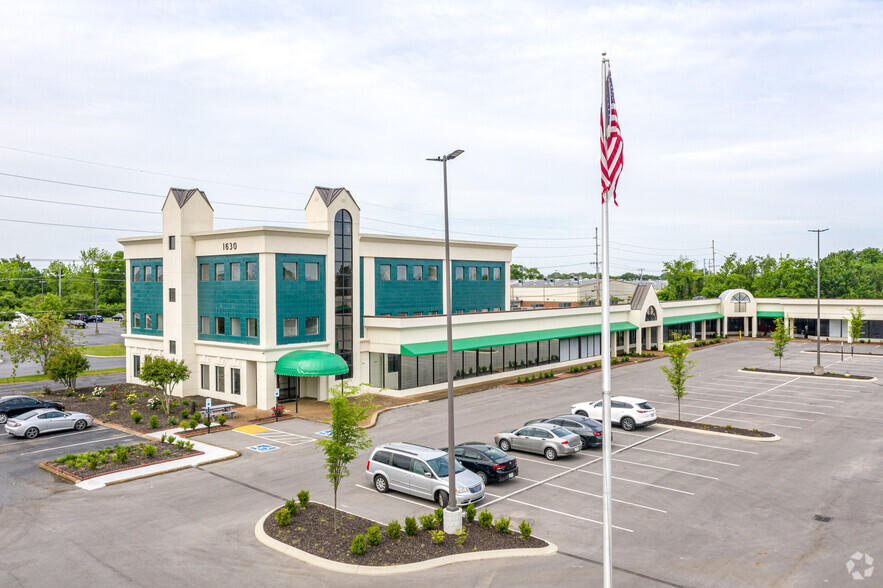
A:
168,188,213,211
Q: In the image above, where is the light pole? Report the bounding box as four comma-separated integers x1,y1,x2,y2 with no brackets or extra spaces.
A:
427,148,464,535
808,229,828,374
93,279,99,335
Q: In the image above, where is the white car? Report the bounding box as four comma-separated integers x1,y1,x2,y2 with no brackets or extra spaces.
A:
570,395,657,431
5,408,94,439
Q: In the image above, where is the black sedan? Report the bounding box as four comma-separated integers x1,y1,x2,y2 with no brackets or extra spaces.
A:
68,320,87,329
87,315,104,323
525,414,607,449
451,442,518,485
0,395,65,425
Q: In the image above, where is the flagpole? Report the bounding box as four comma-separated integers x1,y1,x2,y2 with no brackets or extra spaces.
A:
600,52,614,588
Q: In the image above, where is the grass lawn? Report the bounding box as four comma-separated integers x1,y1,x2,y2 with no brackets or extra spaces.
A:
0,367,125,385
82,344,126,356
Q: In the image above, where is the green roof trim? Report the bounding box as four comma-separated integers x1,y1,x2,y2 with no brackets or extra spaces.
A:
275,350,348,377
400,322,637,357
662,312,724,326
757,311,785,318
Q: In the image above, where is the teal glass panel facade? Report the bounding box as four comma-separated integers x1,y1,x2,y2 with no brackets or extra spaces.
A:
452,260,505,313
359,257,364,338
130,258,163,336
275,254,326,345
374,257,443,316
197,254,259,345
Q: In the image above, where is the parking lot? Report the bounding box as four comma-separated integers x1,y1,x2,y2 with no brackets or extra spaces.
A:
1,339,881,587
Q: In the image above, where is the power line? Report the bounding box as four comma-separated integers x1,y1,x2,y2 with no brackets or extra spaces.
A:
0,218,154,233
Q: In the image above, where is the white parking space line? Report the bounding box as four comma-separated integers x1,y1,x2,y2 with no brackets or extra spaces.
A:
20,434,131,455
576,470,695,495
0,426,109,447
744,397,839,408
233,428,315,447
694,377,800,422
614,445,740,467
619,434,759,455
674,410,803,429
653,400,815,421
545,482,667,513
505,497,634,532
612,458,719,480
355,484,434,510
685,389,840,407
514,456,575,470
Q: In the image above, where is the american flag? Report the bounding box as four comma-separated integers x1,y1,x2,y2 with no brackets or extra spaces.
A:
601,67,623,205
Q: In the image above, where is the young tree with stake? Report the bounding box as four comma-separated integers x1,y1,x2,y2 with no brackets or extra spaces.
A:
769,316,792,371
847,307,865,355
661,334,695,421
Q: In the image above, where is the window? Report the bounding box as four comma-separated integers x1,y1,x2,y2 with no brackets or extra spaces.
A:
168,235,175,250
412,266,423,281
455,266,464,281
200,364,209,390
469,267,477,281
231,317,241,337
168,288,176,302
372,450,392,465
133,355,141,377
246,318,257,337
732,292,749,313
305,316,319,335
305,262,319,281
215,317,225,335
380,264,391,281
144,266,153,282
200,264,209,281
397,265,408,281
283,318,298,337
392,454,412,470
481,267,489,281
133,313,141,328
145,313,153,330
156,265,163,282
215,263,225,281
231,368,241,395
230,262,241,281
282,262,297,281
132,266,141,282
645,306,657,321
169,340,176,355
157,314,163,330
200,316,209,334
246,261,257,280
428,266,438,281
493,267,501,280
215,366,225,393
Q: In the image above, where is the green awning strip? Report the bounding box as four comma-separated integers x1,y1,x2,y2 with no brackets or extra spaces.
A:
662,312,724,326
757,311,785,318
400,322,638,357
275,350,348,377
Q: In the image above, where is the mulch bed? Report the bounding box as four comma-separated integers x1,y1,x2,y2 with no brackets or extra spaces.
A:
43,439,202,481
743,367,873,380
264,503,547,566
658,417,775,438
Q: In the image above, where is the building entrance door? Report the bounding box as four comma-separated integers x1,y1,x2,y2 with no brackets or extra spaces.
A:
276,374,300,401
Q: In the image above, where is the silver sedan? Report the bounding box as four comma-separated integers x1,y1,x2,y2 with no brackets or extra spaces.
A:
494,422,581,460
5,408,94,439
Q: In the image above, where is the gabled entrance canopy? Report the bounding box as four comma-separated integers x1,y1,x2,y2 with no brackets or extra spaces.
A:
276,350,348,377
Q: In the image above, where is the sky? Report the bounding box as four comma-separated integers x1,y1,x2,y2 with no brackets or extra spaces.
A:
1,1,881,277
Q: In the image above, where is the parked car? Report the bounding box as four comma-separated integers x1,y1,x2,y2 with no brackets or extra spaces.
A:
0,396,65,425
570,396,657,431
525,414,606,449
365,442,485,507
112,313,124,321
448,442,518,485
5,408,93,439
87,315,104,323
71,313,89,322
68,320,87,329
495,422,581,461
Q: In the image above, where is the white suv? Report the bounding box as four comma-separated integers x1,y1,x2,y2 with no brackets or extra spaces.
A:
570,395,657,431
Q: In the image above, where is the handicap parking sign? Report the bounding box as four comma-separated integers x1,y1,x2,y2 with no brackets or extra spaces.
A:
247,444,278,453
316,430,332,437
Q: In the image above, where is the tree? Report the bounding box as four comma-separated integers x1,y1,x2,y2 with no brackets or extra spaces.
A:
45,348,90,389
138,355,192,415
768,316,792,371
847,306,865,354
658,258,704,301
510,264,542,280
661,334,695,421
0,312,78,376
315,382,377,530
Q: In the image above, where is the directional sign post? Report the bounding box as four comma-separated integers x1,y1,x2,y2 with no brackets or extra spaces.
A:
205,398,212,434
274,389,280,423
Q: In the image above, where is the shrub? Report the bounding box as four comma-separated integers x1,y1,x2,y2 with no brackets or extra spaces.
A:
386,520,402,539
464,503,477,523
203,417,211,427
79,394,87,402
517,376,522,383
175,439,186,449
275,508,291,527
162,449,171,456
181,409,190,420
495,516,511,534
434,507,445,527
193,411,202,421
87,456,98,470
217,414,227,426
189,419,198,429
350,534,366,555
114,446,129,463
125,393,137,405
130,410,143,424
404,516,418,536
148,415,159,429
284,500,299,515
419,513,437,530
297,489,310,508
110,401,117,410
519,519,532,538
143,444,156,458
366,524,381,546
92,386,106,398
478,510,493,529
431,530,445,545
456,528,468,545
167,416,178,426
146,396,161,410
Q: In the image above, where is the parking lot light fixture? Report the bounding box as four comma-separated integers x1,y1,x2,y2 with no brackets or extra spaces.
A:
808,228,828,374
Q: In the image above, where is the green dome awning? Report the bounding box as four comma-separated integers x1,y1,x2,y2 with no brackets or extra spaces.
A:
276,350,348,377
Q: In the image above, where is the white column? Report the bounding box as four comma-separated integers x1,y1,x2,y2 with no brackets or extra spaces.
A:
701,321,707,340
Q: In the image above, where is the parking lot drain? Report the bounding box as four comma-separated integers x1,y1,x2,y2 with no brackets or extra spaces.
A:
813,514,832,522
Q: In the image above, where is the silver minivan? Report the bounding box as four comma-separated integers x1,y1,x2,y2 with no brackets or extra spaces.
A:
365,442,485,507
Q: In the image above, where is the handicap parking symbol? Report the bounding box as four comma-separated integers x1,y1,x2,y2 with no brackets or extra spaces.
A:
247,444,279,453
316,430,332,437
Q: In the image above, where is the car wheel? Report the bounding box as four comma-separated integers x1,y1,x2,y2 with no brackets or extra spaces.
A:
575,410,588,417
499,439,511,452
477,471,488,485
621,417,636,431
74,420,88,431
373,475,389,493
580,436,589,450
24,427,39,439
0,413,7,424
437,490,449,508
544,447,558,461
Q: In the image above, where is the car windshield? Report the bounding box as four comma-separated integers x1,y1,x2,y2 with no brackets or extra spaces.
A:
638,402,653,410
549,426,572,438
426,456,466,477
482,447,508,460
16,410,40,421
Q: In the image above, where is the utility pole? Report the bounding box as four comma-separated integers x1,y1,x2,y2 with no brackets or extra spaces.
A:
93,280,99,335
711,240,716,274
58,268,62,299
637,268,644,283
40,280,45,302
594,227,600,303
808,229,829,374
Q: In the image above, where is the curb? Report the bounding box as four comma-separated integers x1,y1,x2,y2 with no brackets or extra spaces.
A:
653,423,781,442
254,507,558,575
738,368,877,382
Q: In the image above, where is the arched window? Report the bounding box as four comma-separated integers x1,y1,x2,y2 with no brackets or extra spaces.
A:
645,306,657,322
732,292,749,313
